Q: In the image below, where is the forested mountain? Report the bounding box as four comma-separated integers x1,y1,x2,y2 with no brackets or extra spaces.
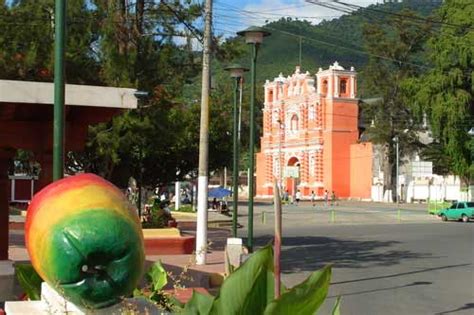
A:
232,0,442,96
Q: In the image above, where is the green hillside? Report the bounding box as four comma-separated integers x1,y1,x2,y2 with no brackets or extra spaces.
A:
233,0,442,96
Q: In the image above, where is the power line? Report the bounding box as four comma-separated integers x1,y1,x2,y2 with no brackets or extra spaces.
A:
307,0,474,31
213,4,472,79
213,6,341,20
333,0,471,30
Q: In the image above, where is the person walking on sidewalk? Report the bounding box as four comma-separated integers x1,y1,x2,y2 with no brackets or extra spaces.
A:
331,191,337,206
311,190,316,207
324,189,329,207
295,190,301,206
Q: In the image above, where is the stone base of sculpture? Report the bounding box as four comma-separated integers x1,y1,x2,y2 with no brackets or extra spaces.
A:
5,282,162,315
0,260,15,302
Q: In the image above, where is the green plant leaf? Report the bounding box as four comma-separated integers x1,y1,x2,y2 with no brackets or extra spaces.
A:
210,245,274,315
169,295,185,310
182,290,215,315
15,264,42,300
332,296,342,315
133,288,144,297
263,264,332,315
147,260,168,291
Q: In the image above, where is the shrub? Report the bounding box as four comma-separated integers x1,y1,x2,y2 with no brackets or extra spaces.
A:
142,199,174,229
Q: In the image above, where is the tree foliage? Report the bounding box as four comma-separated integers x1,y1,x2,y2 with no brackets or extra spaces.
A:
0,0,99,83
0,0,240,187
361,9,432,197
403,0,474,184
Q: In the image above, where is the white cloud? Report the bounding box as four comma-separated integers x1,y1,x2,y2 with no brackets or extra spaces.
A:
239,0,382,26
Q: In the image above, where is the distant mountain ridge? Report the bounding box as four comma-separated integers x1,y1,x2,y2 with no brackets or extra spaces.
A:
248,0,442,95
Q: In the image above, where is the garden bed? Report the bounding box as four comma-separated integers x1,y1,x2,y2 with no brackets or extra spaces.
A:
142,228,195,255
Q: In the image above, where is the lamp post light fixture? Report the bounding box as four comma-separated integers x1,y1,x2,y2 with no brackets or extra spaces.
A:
224,64,249,237
237,26,270,252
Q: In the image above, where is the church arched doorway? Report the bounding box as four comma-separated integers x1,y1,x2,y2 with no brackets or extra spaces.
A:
285,157,300,198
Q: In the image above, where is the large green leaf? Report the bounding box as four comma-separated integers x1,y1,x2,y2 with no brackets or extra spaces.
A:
15,264,42,300
263,265,332,315
182,290,215,315
332,296,342,315
147,260,168,291
210,245,274,315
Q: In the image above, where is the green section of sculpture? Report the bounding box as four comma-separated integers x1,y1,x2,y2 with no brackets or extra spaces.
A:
45,210,144,309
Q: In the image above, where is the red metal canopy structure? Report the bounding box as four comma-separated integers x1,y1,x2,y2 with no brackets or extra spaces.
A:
0,79,137,260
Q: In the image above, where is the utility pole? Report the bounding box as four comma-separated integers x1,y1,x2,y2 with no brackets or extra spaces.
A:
196,0,212,265
53,0,66,181
395,136,399,205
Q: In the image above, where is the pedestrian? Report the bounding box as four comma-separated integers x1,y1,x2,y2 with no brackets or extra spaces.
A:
331,191,336,206
160,191,167,202
212,198,218,210
295,190,301,205
283,190,289,203
324,189,329,207
311,190,316,207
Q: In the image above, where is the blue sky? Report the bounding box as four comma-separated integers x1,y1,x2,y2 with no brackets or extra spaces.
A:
213,0,383,37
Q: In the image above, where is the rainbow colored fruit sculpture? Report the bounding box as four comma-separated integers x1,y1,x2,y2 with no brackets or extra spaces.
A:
25,173,145,309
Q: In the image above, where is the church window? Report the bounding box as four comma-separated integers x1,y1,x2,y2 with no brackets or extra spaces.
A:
309,154,316,176
268,89,273,102
309,105,316,120
272,110,279,125
290,114,298,131
340,79,347,95
322,80,328,95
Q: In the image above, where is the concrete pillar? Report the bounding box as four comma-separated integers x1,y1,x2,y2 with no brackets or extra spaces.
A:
328,75,333,97
350,76,356,98
175,181,181,210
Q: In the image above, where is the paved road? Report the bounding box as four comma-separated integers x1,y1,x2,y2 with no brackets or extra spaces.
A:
237,201,474,315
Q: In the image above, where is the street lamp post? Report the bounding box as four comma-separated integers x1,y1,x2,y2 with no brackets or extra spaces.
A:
394,136,399,205
237,26,270,252
225,64,249,237
393,135,401,221
53,0,66,181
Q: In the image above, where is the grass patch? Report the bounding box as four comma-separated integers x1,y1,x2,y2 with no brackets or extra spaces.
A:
428,202,451,214
175,205,195,213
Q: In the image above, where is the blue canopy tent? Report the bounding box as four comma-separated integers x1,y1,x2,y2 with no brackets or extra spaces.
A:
208,187,232,199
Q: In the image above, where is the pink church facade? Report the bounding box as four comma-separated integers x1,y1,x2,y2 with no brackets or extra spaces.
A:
256,62,373,199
